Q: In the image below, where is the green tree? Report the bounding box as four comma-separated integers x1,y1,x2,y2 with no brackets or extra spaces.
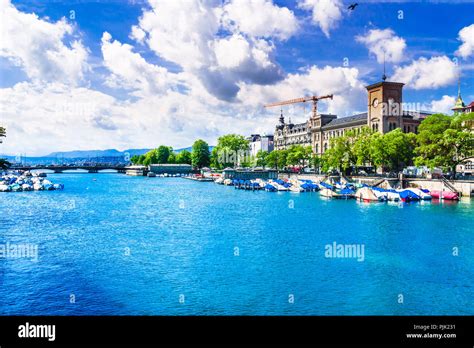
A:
266,150,287,170
255,150,269,167
130,155,140,164
303,146,313,167
168,152,176,164
322,134,356,174
176,150,192,164
266,150,278,169
212,134,249,169
414,112,474,175
371,129,415,172
143,156,151,166
240,156,253,168
352,127,374,166
155,146,171,164
210,147,220,168
310,153,322,172
286,145,310,167
0,126,5,143
147,149,158,164
0,158,10,169
277,149,288,170
0,126,7,168
320,154,330,173
369,132,387,171
191,139,211,168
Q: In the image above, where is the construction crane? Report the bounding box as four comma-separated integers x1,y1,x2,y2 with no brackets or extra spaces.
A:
264,94,333,119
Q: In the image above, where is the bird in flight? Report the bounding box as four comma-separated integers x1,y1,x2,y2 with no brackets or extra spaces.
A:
348,3,358,11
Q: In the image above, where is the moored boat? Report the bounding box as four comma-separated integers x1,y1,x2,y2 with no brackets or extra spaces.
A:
264,183,277,192
268,180,289,191
407,188,431,200
319,181,335,190
1,172,64,192
354,187,380,202
10,184,22,192
398,189,420,202
33,183,44,190
337,188,355,199
289,185,304,193
319,188,342,198
0,184,11,192
430,190,459,201
22,183,33,191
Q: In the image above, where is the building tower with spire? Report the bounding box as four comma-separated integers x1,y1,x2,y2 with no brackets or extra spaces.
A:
452,75,466,114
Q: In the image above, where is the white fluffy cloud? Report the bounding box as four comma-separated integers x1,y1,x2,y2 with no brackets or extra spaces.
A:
429,95,456,114
131,0,289,101
4,0,462,157
214,35,252,69
221,0,298,40
0,0,89,85
137,0,218,70
391,56,457,90
0,81,277,156
455,24,474,59
101,32,183,96
129,25,146,44
298,0,343,38
356,28,406,63
238,65,367,118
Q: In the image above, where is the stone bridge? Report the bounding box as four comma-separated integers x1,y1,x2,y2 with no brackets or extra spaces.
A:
11,165,127,174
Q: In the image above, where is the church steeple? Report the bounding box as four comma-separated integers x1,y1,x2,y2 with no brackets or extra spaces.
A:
279,108,284,124
452,74,465,113
276,108,285,130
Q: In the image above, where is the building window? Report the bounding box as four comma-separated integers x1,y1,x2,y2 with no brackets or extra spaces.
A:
323,143,328,152
315,144,319,153
403,125,407,133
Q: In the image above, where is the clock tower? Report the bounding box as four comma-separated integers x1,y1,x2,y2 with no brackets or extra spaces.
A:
366,78,404,133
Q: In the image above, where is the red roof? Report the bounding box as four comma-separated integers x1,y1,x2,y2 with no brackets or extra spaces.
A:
466,101,474,108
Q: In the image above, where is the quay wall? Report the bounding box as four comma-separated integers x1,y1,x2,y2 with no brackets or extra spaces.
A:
279,173,474,197
405,179,474,197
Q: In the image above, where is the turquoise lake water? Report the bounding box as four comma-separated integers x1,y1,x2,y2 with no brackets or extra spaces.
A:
0,173,473,315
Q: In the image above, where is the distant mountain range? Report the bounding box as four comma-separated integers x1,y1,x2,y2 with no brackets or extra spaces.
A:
1,146,214,165
46,148,152,158
45,146,214,158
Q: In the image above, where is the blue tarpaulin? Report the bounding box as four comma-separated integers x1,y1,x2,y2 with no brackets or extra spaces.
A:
399,190,420,201
319,182,334,190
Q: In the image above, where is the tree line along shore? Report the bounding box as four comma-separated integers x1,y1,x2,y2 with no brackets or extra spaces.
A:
129,112,473,176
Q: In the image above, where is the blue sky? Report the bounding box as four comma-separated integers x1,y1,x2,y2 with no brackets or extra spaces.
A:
0,0,473,155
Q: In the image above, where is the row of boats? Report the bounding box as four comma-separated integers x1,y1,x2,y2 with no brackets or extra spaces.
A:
214,177,459,202
0,172,64,192
147,172,192,177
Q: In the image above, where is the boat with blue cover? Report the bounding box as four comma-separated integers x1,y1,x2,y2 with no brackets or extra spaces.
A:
398,189,421,202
